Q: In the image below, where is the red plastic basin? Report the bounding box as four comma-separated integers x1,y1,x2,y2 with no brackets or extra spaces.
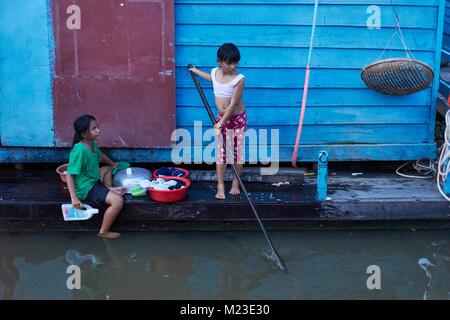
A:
148,177,191,203
56,163,69,183
153,167,190,179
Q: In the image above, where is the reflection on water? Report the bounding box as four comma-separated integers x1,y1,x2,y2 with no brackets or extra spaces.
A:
0,230,449,300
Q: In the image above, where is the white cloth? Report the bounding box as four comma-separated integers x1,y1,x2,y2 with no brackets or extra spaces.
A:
147,178,179,190
139,179,152,189
211,67,245,97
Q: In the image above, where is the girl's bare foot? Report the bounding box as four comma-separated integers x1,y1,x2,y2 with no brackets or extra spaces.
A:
98,232,121,239
215,184,226,200
230,180,240,195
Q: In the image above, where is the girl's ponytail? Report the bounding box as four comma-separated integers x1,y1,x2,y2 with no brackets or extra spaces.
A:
72,114,96,146
72,132,83,145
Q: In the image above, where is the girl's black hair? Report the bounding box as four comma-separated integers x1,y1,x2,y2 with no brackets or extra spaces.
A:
217,43,240,64
73,114,96,145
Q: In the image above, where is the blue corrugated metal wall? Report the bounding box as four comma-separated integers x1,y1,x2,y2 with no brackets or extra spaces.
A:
175,0,443,161
0,0,445,162
0,0,55,147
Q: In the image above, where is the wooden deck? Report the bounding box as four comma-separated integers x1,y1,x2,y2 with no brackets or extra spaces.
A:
0,166,449,231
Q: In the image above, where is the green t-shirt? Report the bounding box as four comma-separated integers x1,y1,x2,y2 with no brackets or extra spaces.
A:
67,142,102,200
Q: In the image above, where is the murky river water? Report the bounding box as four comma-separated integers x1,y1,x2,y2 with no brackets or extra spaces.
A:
0,230,449,300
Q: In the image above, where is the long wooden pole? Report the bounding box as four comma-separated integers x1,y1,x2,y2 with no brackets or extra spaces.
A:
188,65,288,273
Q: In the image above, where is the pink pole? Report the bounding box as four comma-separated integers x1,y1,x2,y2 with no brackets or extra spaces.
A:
291,67,311,167
292,0,319,167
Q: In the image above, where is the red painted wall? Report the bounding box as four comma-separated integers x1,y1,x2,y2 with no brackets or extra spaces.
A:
52,0,175,148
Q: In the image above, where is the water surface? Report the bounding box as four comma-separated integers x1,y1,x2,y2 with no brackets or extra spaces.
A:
0,230,449,300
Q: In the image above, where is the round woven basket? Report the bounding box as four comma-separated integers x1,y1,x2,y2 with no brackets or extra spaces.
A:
361,58,434,96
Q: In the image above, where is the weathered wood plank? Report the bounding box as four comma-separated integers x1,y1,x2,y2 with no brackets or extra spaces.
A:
175,0,439,5
176,67,369,89
176,25,437,51
175,4,438,28
0,143,436,162
176,88,432,107
176,46,436,68
177,106,431,125
177,124,430,144
0,169,448,231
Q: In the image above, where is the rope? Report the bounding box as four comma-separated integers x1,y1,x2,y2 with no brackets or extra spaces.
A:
378,9,416,61
394,11,416,60
397,110,450,202
395,159,436,179
377,31,399,61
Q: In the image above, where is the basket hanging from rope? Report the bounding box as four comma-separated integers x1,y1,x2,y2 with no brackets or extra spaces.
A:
361,12,434,96
361,58,434,96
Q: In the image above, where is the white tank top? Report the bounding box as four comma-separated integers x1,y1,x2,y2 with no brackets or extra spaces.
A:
211,67,245,98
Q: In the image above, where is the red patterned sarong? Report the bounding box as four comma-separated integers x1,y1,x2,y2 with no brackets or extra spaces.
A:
216,112,247,164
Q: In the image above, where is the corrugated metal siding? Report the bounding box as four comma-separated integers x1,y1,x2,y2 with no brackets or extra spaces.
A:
0,0,55,147
174,0,443,161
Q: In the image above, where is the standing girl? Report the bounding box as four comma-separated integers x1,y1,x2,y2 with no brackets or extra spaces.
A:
189,43,246,199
